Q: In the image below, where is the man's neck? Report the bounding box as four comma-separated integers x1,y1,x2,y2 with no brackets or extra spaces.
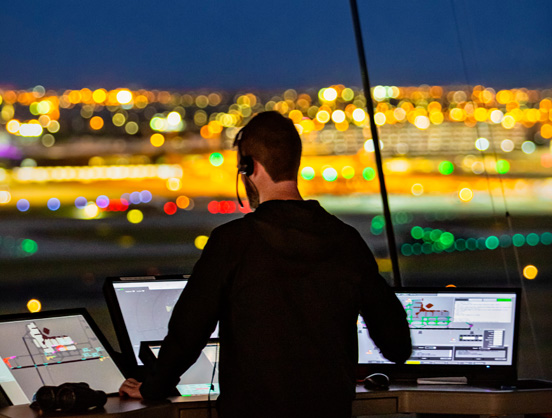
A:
259,180,303,203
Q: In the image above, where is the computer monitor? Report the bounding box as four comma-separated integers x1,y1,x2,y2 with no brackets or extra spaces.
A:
358,287,521,383
0,309,125,406
140,339,219,399
103,275,219,368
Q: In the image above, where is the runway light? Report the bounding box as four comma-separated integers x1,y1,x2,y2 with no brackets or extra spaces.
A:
27,299,42,313
523,265,538,280
194,235,209,250
301,166,315,180
459,188,473,202
164,202,177,215
127,209,143,224
47,198,61,211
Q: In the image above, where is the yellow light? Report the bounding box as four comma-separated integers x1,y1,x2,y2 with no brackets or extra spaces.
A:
125,121,139,135
316,110,330,124
523,265,538,280
374,112,386,126
393,108,406,121
166,178,182,191
127,209,144,224
167,111,182,125
82,202,100,218
47,120,60,133
411,183,424,196
117,90,133,105
429,112,444,125
194,235,209,250
0,191,11,204
414,115,430,130
288,109,303,124
322,88,338,102
93,89,107,103
331,110,346,123
501,115,515,129
541,124,552,139
6,119,20,134
352,108,366,122
150,133,165,147
459,188,473,202
490,109,504,123
113,113,126,127
27,299,42,313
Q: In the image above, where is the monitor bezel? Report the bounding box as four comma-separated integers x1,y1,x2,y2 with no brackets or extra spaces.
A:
103,274,189,373
357,286,522,384
0,307,126,405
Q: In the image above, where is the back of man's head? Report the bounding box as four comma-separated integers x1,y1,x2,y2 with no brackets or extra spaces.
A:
238,111,302,182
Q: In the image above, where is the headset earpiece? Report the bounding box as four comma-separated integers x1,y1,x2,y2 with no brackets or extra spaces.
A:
238,155,254,177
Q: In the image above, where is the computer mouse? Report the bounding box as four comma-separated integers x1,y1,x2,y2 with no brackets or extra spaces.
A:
363,373,390,390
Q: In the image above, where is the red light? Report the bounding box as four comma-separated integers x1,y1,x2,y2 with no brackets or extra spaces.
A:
102,199,129,212
207,201,220,214
164,202,177,215
220,200,236,214
238,201,252,213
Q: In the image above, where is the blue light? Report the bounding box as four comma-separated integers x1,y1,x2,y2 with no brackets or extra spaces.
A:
96,195,110,209
75,196,87,209
140,190,153,203
47,198,61,211
17,199,30,212
130,192,141,204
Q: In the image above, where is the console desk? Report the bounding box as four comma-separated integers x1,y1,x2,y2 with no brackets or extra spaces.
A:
1,382,551,418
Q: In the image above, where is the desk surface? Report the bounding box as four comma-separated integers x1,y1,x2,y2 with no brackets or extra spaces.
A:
1,381,551,418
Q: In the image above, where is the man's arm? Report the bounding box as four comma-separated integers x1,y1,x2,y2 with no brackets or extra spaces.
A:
122,225,237,400
355,233,412,364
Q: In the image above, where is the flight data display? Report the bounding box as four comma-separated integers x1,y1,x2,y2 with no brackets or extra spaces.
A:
358,291,518,366
0,314,125,405
112,279,218,365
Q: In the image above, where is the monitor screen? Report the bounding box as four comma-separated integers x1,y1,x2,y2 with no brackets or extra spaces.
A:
104,275,219,366
0,309,125,406
142,340,219,398
357,288,520,381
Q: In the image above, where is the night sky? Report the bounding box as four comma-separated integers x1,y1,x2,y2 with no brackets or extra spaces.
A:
2,0,552,91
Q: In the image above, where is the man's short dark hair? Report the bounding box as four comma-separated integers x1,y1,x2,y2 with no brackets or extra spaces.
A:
237,111,302,182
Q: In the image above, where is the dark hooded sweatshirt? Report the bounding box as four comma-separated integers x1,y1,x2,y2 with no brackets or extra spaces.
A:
140,200,411,418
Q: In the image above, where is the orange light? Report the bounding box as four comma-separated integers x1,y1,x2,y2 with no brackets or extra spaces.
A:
89,116,104,130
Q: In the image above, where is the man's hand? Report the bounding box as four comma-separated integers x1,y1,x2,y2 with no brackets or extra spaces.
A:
119,378,144,399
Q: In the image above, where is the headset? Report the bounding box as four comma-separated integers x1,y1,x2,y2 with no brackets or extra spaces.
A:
234,129,254,177
233,128,255,207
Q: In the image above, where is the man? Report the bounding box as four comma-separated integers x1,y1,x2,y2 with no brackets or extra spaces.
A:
119,111,411,418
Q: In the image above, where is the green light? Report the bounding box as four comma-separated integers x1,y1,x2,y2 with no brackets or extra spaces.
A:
512,234,525,247
455,239,466,251
440,232,454,247
526,233,539,246
485,236,499,250
542,232,552,245
477,238,486,250
499,234,512,248
29,102,40,116
411,226,424,240
401,244,413,256
21,239,38,254
322,167,338,182
421,243,433,254
371,215,385,230
430,229,442,242
432,242,444,253
301,166,315,180
412,243,422,255
438,160,454,175
370,225,383,235
466,238,477,251
496,159,510,174
423,229,432,242
209,152,224,167
362,167,376,181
